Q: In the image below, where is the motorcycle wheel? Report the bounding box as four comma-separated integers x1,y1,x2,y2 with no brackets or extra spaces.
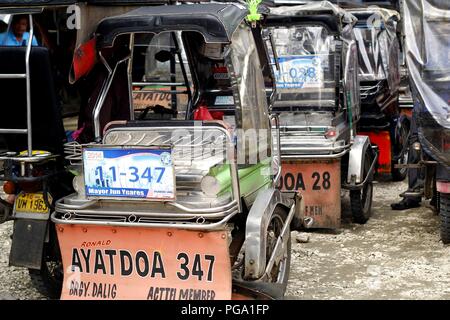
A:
350,154,374,224
439,192,450,244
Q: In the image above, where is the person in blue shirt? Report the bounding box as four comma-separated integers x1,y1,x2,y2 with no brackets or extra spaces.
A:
0,15,38,46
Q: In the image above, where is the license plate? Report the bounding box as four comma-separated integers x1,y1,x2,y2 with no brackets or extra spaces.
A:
83,147,175,201
273,55,325,90
56,225,232,300
14,192,52,214
279,159,341,229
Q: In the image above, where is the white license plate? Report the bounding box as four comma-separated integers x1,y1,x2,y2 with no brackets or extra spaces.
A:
273,55,325,89
83,147,175,201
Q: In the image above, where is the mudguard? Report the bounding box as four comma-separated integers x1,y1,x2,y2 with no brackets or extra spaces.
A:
347,135,373,185
243,188,297,280
9,219,48,269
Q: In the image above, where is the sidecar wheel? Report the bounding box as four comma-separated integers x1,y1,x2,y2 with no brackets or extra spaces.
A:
265,207,291,295
350,155,374,224
439,193,450,244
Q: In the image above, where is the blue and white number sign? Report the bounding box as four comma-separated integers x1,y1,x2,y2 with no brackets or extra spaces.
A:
83,148,175,200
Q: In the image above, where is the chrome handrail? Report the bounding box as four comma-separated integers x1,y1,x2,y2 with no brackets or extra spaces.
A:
51,210,237,231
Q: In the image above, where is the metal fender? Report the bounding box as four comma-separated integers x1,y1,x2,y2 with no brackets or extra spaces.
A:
244,188,294,280
347,135,372,184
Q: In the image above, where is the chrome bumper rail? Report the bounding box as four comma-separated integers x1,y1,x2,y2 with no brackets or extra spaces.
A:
51,210,237,231
55,196,238,220
281,148,350,160
0,154,59,163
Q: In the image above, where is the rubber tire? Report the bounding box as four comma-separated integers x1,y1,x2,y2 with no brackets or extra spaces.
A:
391,122,409,182
28,243,63,299
439,193,450,244
265,207,291,297
350,154,374,224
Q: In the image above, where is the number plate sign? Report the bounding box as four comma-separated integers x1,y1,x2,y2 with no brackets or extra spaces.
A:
56,224,232,300
83,147,175,201
14,192,52,215
274,55,325,90
279,159,341,229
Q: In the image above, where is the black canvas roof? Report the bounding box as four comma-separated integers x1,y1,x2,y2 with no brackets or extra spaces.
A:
0,0,75,6
95,3,248,47
0,0,169,6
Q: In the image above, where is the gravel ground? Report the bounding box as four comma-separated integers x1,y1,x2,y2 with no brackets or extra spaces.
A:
286,179,450,300
0,179,448,300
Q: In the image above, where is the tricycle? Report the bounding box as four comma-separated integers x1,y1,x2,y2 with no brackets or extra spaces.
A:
262,1,378,228
52,2,305,300
347,6,409,181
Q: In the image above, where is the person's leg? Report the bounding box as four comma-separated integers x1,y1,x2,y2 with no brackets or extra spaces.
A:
391,107,423,210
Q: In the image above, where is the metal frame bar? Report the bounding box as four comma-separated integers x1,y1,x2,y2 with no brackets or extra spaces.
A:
0,14,34,157
281,148,349,160
342,150,379,191
55,201,238,220
51,210,237,231
127,33,135,121
93,52,130,141
25,14,33,157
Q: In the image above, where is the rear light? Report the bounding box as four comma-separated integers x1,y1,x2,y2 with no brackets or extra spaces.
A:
3,181,15,195
325,128,337,139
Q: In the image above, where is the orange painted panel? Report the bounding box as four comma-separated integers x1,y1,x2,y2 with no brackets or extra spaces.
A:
279,159,341,229
359,131,392,174
56,224,232,300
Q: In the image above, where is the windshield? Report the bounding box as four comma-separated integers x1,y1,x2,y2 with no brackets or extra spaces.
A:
131,32,192,120
267,25,337,110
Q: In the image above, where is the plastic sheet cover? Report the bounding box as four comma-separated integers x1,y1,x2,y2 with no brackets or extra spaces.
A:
350,7,400,93
402,0,450,164
228,24,271,163
267,1,360,121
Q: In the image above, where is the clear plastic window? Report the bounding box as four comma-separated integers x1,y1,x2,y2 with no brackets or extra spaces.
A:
266,26,337,109
131,32,193,120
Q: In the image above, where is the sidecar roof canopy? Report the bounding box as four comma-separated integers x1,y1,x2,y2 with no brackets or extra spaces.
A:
403,0,450,130
267,1,357,28
264,0,399,10
348,6,400,25
0,0,170,7
95,3,248,48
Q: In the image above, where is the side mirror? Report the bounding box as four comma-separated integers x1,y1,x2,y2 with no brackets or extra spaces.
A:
155,50,173,63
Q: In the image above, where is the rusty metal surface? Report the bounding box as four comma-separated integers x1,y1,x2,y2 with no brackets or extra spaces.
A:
279,159,341,229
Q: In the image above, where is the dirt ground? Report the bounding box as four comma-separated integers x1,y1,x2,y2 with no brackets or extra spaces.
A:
286,179,450,300
0,179,449,300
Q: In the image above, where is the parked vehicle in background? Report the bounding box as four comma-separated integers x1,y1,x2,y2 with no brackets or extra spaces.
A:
400,0,450,243
0,5,75,298
347,6,410,181
263,1,378,228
